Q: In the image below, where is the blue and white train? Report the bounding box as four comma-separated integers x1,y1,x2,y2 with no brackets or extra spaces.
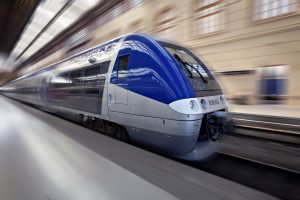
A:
0,34,232,160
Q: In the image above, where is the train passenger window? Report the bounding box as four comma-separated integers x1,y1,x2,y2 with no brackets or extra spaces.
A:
61,73,69,82
84,66,100,83
53,73,69,88
69,70,82,95
100,61,110,74
70,70,82,86
117,55,129,79
83,66,100,96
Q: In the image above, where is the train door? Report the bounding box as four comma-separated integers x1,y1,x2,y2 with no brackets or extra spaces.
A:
115,55,129,105
41,78,48,104
108,54,129,112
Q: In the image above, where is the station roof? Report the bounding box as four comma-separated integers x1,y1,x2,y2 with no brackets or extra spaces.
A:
0,0,106,71
0,0,41,64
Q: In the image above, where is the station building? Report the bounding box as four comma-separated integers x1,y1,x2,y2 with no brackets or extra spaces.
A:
22,0,300,106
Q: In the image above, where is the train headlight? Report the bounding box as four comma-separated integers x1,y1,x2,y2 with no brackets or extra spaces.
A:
189,99,200,112
169,98,201,114
220,96,225,104
189,100,195,109
200,99,208,110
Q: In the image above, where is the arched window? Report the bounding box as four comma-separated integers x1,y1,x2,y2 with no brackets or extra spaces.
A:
128,20,145,33
193,0,225,36
254,0,298,21
156,8,176,39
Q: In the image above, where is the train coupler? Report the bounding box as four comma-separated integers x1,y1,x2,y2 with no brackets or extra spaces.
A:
207,111,234,141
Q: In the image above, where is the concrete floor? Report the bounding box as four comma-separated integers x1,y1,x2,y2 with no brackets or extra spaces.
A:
0,96,276,200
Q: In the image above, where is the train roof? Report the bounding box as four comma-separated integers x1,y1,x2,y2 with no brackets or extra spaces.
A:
4,33,181,85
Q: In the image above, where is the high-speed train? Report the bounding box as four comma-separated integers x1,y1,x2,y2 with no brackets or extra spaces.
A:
0,34,232,160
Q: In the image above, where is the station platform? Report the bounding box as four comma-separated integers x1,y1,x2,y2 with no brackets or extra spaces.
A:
229,104,300,119
0,96,275,200
225,103,300,173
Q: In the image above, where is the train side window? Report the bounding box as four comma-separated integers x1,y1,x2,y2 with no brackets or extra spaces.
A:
56,73,69,88
85,66,100,84
69,70,82,95
61,73,69,82
117,55,129,79
100,60,110,74
70,70,82,86
82,65,100,96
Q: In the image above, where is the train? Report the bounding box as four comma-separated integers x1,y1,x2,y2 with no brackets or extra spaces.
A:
0,34,233,160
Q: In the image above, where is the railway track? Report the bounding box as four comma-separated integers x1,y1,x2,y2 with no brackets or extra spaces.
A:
218,151,300,175
190,114,300,199
187,152,300,200
232,113,300,145
80,110,300,199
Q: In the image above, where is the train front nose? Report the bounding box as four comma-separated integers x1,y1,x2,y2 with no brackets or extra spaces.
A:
206,111,234,141
196,95,234,140
176,111,234,161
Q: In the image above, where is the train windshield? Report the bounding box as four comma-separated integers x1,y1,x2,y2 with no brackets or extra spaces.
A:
164,46,211,81
162,43,221,95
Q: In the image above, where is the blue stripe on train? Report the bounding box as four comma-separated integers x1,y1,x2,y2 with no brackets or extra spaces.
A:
110,34,195,104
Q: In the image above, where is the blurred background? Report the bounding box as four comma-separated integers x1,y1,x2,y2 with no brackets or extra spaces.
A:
0,1,299,199
0,0,299,109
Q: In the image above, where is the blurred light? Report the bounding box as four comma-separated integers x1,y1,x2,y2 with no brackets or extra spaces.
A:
5,0,101,69
51,76,71,84
0,53,12,72
10,0,69,61
201,99,208,110
0,53,7,68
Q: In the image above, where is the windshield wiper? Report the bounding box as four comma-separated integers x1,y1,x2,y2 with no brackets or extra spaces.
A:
173,54,193,79
183,61,208,83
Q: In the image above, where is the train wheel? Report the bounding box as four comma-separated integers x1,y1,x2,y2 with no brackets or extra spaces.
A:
114,126,129,143
120,127,129,143
114,127,122,140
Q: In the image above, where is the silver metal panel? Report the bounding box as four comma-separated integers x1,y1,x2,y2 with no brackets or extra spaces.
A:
198,95,227,114
105,37,126,120
100,41,124,120
108,86,203,121
125,125,200,155
109,110,201,137
115,85,128,104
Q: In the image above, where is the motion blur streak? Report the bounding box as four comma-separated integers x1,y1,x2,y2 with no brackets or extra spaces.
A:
0,97,177,200
0,53,7,71
0,0,299,199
